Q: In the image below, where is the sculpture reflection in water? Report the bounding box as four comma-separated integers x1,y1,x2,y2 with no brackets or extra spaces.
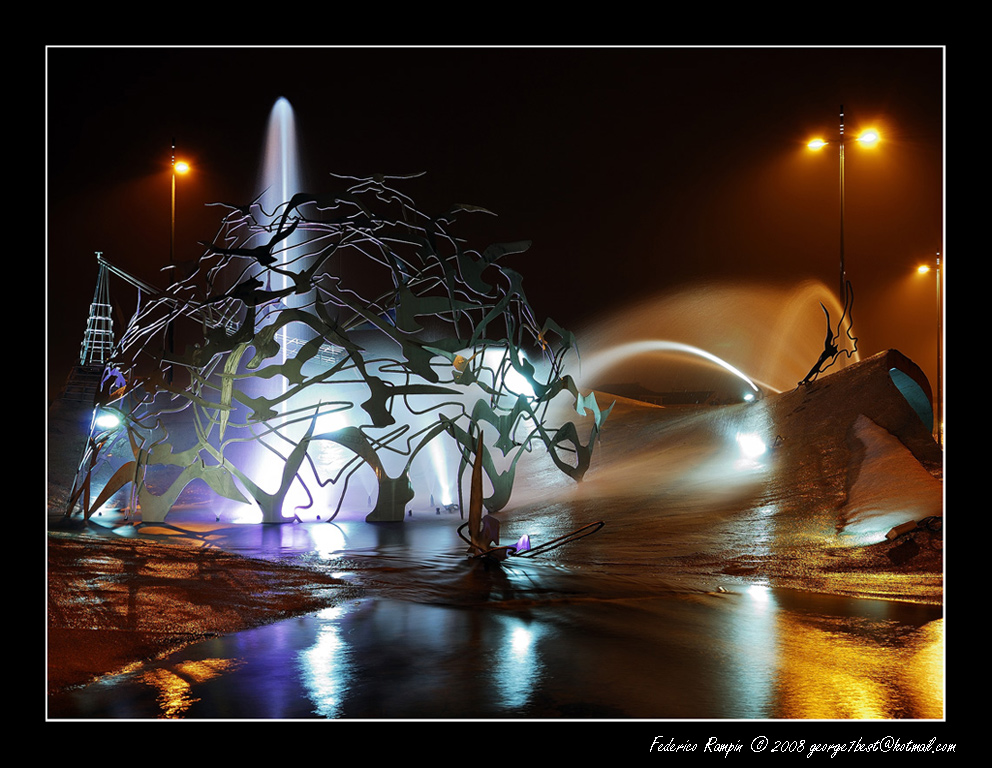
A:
66,173,612,526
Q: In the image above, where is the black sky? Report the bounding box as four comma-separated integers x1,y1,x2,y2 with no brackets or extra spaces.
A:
46,46,944,403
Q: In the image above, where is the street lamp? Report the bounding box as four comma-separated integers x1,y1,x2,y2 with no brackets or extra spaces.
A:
171,141,190,270
168,141,190,380
807,105,880,304
917,254,943,446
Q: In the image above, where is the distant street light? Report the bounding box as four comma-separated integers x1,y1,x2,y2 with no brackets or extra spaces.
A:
807,105,881,304
917,254,943,446
171,143,190,270
168,141,190,379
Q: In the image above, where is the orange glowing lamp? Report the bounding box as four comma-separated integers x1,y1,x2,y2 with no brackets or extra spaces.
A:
856,129,880,147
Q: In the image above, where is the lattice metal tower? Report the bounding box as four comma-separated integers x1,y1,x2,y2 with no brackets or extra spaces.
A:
79,252,114,366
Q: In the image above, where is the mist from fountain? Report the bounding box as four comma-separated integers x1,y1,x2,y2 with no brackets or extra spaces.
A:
576,280,857,398
494,279,887,553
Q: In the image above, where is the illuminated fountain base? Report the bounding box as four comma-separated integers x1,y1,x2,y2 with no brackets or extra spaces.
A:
90,347,940,604
48,348,944,719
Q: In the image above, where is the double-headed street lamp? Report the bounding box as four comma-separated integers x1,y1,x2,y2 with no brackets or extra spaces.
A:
807,105,880,304
917,254,943,446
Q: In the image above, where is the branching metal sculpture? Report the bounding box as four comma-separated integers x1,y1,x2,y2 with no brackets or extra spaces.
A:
66,173,612,525
798,280,859,387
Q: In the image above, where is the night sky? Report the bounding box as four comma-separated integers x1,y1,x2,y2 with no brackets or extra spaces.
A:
46,46,944,404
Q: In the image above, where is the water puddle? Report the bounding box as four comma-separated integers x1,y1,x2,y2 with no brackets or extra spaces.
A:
49,585,942,720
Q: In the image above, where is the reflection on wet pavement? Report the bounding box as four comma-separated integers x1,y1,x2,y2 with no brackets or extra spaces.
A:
48,383,944,720
49,583,942,719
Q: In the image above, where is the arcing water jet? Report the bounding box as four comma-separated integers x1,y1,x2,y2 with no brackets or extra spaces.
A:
576,280,859,399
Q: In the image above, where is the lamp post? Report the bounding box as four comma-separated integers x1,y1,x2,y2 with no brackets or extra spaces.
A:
168,141,190,380
807,105,880,304
917,254,943,446
171,140,190,270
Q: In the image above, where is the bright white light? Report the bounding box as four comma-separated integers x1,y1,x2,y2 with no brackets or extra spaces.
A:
492,617,542,710
428,436,453,506
736,432,767,460
94,410,121,430
315,406,349,434
743,392,755,402
857,129,880,146
748,584,771,602
481,348,534,399
315,604,347,621
300,617,347,718
310,522,347,559
510,625,533,658
229,505,263,525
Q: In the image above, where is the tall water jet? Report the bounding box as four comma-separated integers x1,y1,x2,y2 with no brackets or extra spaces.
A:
255,97,310,363
258,97,302,217
242,98,308,514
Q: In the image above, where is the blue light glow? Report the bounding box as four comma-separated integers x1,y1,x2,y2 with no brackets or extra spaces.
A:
94,410,121,430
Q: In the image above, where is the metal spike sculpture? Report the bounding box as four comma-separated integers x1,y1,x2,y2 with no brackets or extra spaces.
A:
798,280,859,387
66,173,612,525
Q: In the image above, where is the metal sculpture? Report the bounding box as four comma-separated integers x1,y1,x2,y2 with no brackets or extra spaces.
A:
798,280,859,387
66,173,611,525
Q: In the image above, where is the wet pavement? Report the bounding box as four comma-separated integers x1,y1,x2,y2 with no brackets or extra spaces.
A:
48,364,946,722
48,512,944,721
51,588,943,720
